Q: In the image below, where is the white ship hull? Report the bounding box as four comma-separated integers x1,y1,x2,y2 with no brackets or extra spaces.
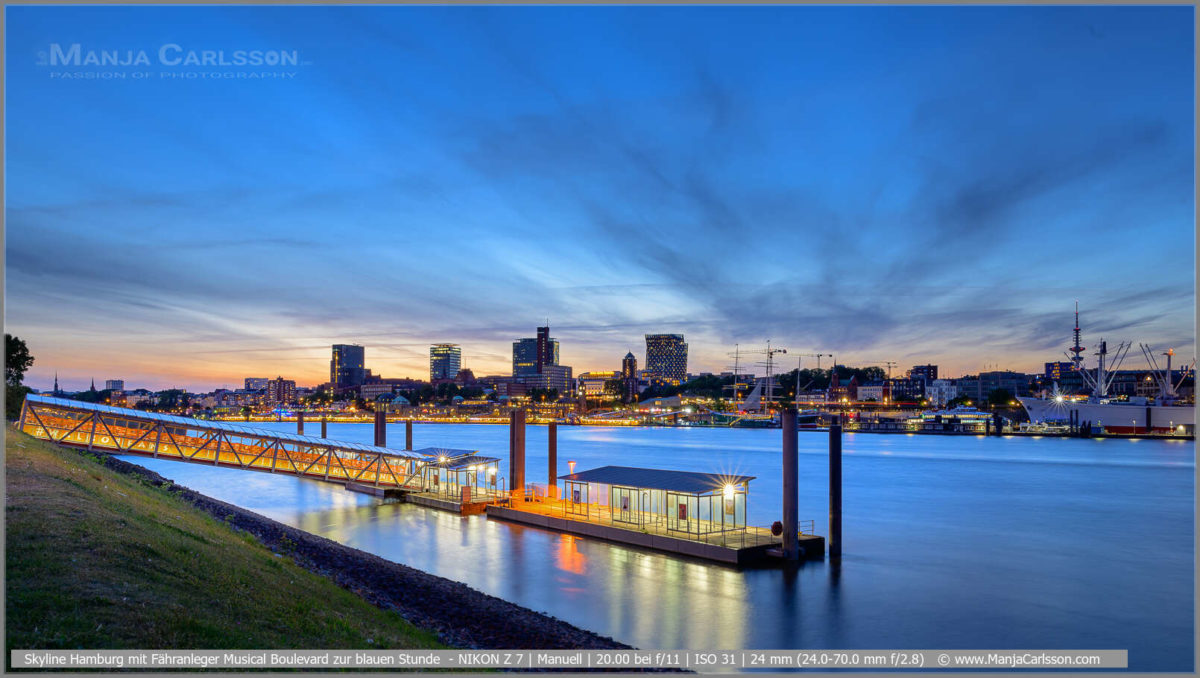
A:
1018,397,1195,434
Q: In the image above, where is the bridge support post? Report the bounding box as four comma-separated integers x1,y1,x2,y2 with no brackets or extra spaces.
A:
548,421,558,499
321,417,327,438
782,408,799,560
406,419,413,450
297,411,305,436
509,409,526,497
374,410,386,447
829,417,843,558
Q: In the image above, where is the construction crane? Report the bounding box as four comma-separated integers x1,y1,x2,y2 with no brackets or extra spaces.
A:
738,341,788,410
789,353,829,406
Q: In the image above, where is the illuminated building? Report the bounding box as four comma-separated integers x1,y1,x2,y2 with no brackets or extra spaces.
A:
430,343,462,381
908,365,938,382
578,370,620,397
513,326,559,377
621,352,639,402
244,377,268,391
331,344,366,390
265,376,297,406
525,365,573,395
644,334,688,386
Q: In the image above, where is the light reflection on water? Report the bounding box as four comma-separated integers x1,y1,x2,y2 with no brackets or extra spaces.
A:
120,423,1194,670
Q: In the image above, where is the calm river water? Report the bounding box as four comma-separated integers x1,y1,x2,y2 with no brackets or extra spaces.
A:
120,424,1194,670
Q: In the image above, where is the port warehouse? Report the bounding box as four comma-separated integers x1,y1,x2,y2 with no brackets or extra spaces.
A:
18,395,813,564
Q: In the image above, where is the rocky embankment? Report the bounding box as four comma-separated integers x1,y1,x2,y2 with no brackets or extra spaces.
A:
96,453,630,650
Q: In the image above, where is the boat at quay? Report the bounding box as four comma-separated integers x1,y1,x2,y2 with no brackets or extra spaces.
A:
1018,306,1194,435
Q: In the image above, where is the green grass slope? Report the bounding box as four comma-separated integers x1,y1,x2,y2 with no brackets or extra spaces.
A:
5,428,441,653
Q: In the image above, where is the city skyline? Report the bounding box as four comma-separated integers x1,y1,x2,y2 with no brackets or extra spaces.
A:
6,5,1195,392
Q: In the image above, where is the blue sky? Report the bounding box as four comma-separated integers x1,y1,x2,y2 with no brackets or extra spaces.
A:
5,6,1194,390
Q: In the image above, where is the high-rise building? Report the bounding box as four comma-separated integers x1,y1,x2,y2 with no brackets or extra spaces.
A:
513,328,559,377
244,377,269,391
513,338,538,377
621,352,639,402
430,344,462,382
104,379,125,391
644,334,688,386
331,344,366,391
265,376,297,406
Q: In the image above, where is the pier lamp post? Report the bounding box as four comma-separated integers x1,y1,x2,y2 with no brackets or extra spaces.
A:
568,460,576,475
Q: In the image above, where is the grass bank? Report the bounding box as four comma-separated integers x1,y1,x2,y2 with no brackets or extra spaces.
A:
5,427,442,654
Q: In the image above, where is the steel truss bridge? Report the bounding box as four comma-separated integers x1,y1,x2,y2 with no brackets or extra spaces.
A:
18,395,428,489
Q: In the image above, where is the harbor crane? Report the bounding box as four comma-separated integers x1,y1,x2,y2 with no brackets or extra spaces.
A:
1139,345,1195,403
736,341,788,410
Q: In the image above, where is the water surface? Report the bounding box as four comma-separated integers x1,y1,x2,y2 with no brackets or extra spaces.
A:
121,424,1194,670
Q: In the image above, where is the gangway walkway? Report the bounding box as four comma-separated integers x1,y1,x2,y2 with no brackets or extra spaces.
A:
18,395,427,489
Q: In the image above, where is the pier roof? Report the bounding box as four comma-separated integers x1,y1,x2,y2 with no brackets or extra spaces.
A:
560,465,754,494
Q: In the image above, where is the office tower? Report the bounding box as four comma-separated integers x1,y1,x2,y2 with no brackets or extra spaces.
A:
331,344,366,390
430,343,462,381
513,327,559,377
104,379,125,391
909,364,939,382
644,334,688,386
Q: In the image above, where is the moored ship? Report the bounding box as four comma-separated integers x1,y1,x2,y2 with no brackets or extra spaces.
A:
1018,305,1194,435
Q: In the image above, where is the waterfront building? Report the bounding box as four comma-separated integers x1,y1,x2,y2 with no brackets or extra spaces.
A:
244,377,268,391
857,381,888,402
888,377,925,401
558,465,751,539
956,371,1031,403
828,370,858,402
430,343,462,382
104,379,125,391
926,379,958,407
359,383,396,401
536,326,557,372
331,344,367,391
265,376,297,406
524,364,573,396
578,370,620,397
645,334,688,386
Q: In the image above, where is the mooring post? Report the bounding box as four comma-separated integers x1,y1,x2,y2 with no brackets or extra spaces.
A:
509,409,526,497
321,416,327,438
548,421,558,499
782,408,799,560
297,410,305,436
829,416,843,558
374,409,386,447
406,419,413,450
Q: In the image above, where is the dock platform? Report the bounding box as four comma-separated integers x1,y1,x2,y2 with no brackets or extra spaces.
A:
486,498,818,565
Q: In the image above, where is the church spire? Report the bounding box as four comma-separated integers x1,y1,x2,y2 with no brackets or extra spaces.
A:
53,372,60,395
90,378,96,393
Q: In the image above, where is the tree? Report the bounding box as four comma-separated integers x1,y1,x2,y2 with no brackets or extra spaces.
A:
946,395,974,409
241,405,252,421
528,388,559,403
5,334,34,420
986,388,1016,409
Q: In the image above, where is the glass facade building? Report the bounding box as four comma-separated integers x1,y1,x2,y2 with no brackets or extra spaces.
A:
644,334,688,386
331,344,366,390
430,343,462,381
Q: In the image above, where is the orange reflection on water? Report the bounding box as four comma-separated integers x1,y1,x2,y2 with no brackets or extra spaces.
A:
555,534,587,575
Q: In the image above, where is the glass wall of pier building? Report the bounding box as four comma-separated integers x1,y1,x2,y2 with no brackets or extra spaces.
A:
414,447,501,500
559,465,752,538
